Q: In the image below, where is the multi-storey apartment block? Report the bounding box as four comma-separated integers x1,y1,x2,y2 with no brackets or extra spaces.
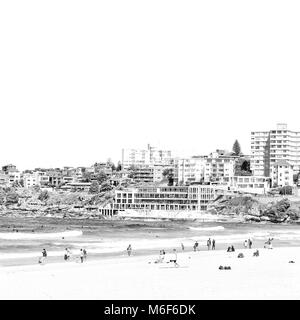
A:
122,144,172,169
270,160,294,187
251,123,300,181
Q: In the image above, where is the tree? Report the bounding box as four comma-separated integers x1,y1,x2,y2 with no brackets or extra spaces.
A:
116,161,122,171
38,190,49,201
232,140,241,156
89,181,100,194
162,168,174,186
100,182,113,192
279,186,293,195
82,172,92,182
95,171,108,184
6,191,19,205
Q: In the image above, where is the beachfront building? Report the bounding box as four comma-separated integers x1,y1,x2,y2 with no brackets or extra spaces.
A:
270,160,294,187
60,182,91,192
113,185,219,212
122,144,172,169
251,123,300,177
228,176,270,195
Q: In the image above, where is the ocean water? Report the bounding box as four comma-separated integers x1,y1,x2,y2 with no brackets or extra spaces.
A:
0,216,300,266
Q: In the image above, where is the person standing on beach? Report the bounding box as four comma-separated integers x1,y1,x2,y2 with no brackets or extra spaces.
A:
39,249,47,264
127,244,132,256
193,241,199,252
83,249,87,260
181,243,185,251
80,249,84,263
244,240,248,249
212,239,216,250
207,238,211,250
248,239,252,249
169,249,179,267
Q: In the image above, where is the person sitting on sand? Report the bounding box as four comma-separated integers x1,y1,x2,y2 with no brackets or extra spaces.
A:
155,250,165,263
227,246,232,252
264,238,274,249
253,249,259,257
127,244,132,256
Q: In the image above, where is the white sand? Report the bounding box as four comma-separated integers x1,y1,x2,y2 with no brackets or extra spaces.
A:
0,247,300,299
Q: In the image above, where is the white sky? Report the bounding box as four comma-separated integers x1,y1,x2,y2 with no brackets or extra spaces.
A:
0,1,300,170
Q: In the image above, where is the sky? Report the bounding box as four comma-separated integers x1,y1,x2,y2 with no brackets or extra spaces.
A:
0,1,300,170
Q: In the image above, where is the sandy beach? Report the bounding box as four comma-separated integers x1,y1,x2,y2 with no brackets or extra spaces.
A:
0,246,299,299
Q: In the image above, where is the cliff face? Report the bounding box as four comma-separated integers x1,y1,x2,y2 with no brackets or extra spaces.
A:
208,195,300,223
0,188,113,219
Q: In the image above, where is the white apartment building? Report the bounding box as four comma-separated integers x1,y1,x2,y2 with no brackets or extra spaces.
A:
228,176,270,195
23,172,39,188
122,144,172,168
270,160,294,187
175,157,206,185
251,123,300,177
204,157,236,183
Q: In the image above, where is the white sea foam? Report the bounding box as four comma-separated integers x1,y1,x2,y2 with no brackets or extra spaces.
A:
0,230,83,240
189,226,225,231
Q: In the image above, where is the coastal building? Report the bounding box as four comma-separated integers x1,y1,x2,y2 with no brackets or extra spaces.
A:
113,185,219,212
127,164,172,184
122,144,172,169
2,164,18,173
60,182,91,192
228,176,270,194
270,160,294,187
251,123,300,177
174,152,237,186
23,172,39,188
175,156,206,185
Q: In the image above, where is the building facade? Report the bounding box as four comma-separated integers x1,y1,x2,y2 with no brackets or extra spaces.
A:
122,144,172,169
270,160,294,187
251,123,300,177
113,185,218,212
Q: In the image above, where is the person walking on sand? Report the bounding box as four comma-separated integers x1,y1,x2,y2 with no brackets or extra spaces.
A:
244,240,248,249
39,248,47,264
83,249,87,260
193,241,199,252
212,239,216,250
127,244,132,256
207,238,211,250
248,238,253,249
169,249,179,267
80,249,84,263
